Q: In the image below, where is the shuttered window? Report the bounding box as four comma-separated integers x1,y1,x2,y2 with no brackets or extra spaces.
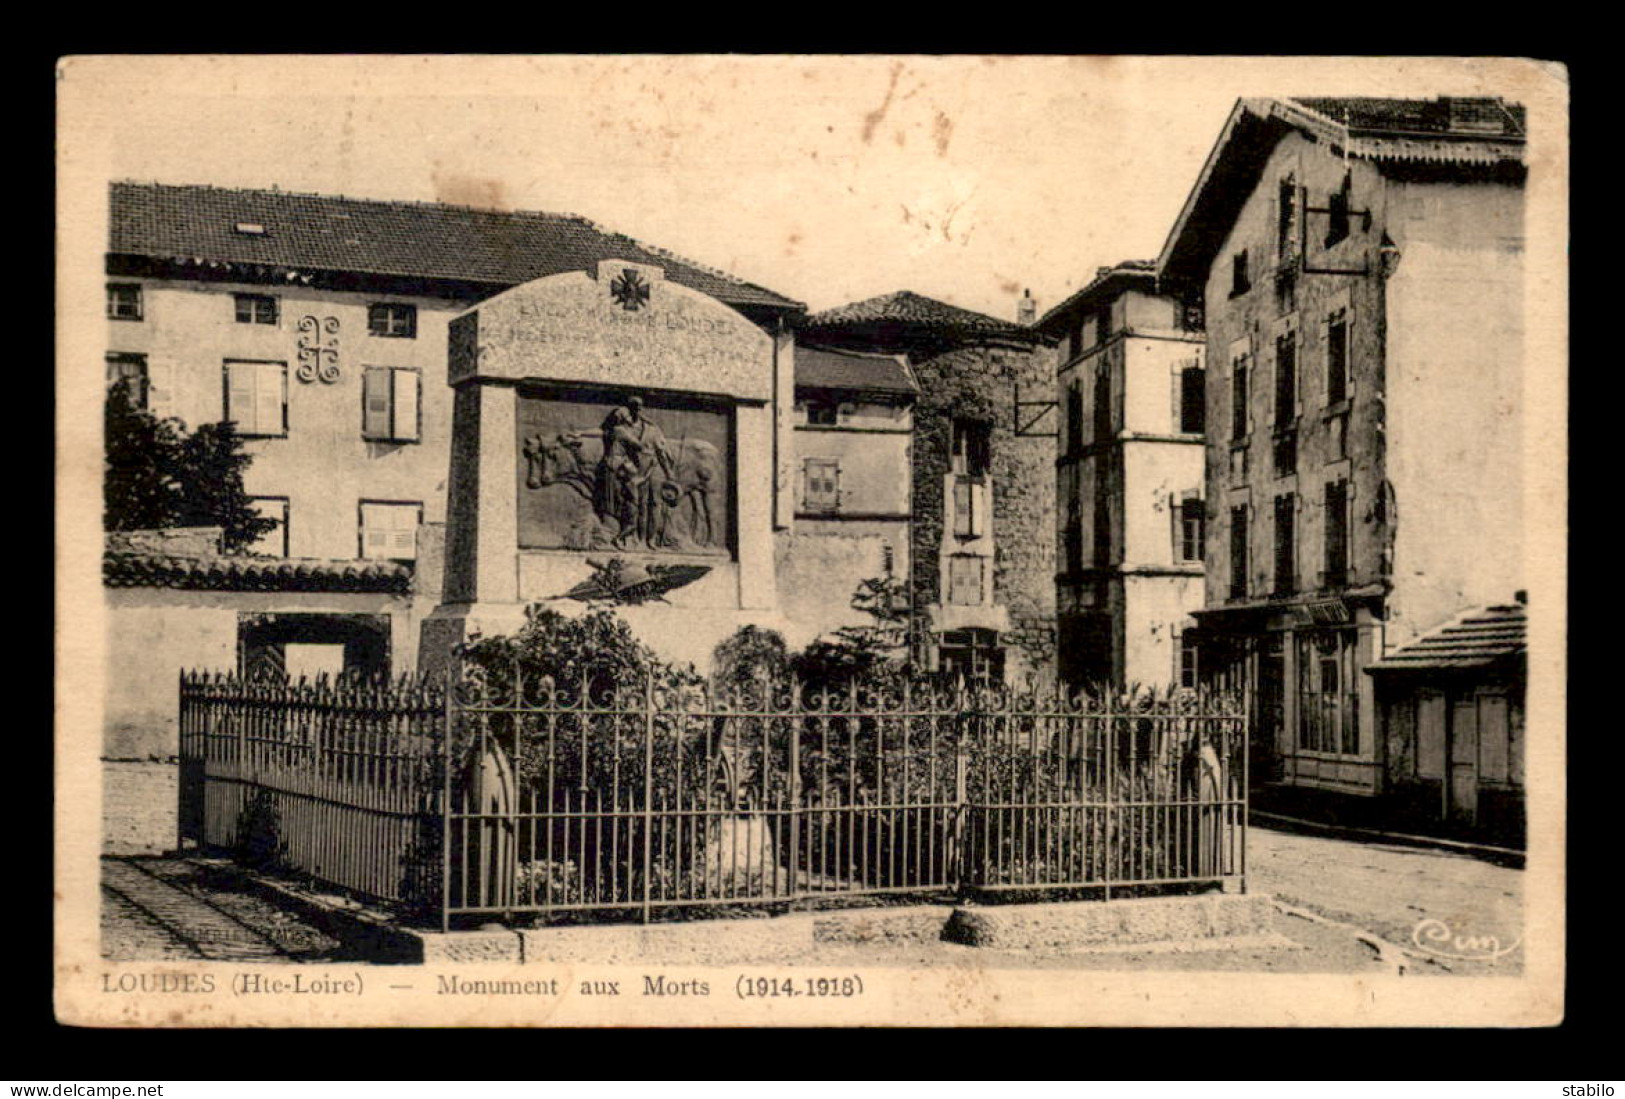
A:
1229,507,1248,599
359,501,421,561
223,360,287,437
803,459,839,511
362,367,421,442
947,556,985,606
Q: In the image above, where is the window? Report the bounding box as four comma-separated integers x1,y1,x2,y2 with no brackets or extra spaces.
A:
1096,305,1112,343
1093,460,1113,565
359,501,422,561
247,497,289,557
1179,631,1201,690
1066,317,1084,362
1065,385,1084,454
1230,354,1249,441
1326,173,1352,248
804,399,838,426
1230,251,1251,296
1297,630,1359,754
1326,309,1350,405
1272,430,1297,477
1274,332,1297,426
1324,479,1350,587
950,419,990,539
950,418,991,478
223,360,287,437
1273,493,1296,596
1229,507,1248,599
947,556,986,606
1178,363,1205,434
234,294,279,325
105,352,148,409
1177,497,1205,563
368,303,417,339
107,283,142,321
803,458,839,511
362,367,422,442
1092,367,1113,443
938,628,1004,684
1278,175,1300,263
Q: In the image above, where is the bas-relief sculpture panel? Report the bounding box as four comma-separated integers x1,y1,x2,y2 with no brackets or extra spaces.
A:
518,391,732,557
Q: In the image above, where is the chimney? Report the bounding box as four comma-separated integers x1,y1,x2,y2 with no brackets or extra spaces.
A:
1017,288,1036,326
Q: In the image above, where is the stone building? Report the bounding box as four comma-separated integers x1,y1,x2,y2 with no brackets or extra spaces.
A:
1157,97,1526,831
800,291,1058,686
776,344,918,647
102,181,807,849
1035,261,1207,692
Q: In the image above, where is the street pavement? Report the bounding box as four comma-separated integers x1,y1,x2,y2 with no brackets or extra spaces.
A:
101,825,1523,973
1245,822,1524,975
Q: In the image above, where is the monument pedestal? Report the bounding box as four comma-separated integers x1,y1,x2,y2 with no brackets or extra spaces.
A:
417,602,532,680
417,258,781,678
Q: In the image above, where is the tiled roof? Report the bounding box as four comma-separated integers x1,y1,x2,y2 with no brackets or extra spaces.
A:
110,182,803,312
795,344,917,396
105,552,413,594
802,290,1040,344
1366,602,1527,674
1292,97,1526,139
1035,260,1158,333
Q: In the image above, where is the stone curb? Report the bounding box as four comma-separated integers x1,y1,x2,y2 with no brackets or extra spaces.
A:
224,861,1281,965
943,894,1274,951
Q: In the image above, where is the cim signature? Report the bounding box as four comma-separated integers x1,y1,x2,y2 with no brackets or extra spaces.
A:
1410,917,1522,961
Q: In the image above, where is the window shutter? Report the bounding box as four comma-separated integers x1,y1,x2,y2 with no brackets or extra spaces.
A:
390,506,418,559
253,363,283,435
226,362,257,434
393,370,420,441
363,368,391,439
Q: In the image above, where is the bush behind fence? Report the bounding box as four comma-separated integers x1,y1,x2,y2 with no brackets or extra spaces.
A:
179,669,1247,926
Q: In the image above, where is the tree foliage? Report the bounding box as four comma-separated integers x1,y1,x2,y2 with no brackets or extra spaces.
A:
104,380,279,554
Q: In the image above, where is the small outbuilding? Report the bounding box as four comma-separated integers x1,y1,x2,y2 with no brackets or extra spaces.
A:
1365,598,1526,846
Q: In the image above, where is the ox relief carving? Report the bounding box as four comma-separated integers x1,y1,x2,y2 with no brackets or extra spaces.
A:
518,393,729,556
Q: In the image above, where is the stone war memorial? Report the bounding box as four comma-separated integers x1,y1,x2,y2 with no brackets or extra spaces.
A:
419,259,788,674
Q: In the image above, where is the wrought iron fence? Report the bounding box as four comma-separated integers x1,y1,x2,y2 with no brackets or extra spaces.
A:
179,669,1248,928
177,672,446,909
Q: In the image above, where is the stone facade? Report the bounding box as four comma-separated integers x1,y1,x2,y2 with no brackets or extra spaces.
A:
800,296,1059,687
906,343,1058,685
1158,98,1526,808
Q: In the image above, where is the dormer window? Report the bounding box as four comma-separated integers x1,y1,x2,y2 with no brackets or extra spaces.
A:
234,222,267,236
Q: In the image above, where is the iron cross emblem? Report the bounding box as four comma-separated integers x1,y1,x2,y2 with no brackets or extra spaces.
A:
610,268,651,311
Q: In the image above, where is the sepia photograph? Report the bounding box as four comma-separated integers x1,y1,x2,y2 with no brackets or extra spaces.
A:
55,54,1567,1028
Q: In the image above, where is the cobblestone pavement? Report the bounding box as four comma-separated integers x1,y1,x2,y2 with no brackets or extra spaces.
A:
101,857,345,963
1246,823,1525,975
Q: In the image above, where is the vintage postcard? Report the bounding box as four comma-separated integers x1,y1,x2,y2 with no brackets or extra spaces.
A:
56,54,1567,1027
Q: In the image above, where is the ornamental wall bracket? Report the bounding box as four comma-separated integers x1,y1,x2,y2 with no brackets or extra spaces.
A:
296,315,341,384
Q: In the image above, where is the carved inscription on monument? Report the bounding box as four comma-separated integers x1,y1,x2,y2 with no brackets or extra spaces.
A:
517,391,732,557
